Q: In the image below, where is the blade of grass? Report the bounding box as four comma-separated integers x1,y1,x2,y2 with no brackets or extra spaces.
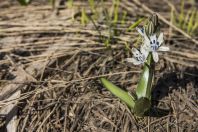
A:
121,11,127,25
124,42,130,51
179,0,184,27
182,9,191,30
170,6,177,27
81,8,89,26
113,0,120,24
127,18,144,31
191,11,198,34
187,9,196,34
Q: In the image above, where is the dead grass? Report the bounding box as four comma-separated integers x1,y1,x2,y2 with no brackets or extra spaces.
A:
0,0,197,132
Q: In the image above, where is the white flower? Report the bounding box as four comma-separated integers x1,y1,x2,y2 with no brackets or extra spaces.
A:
136,27,144,36
136,27,170,62
127,46,149,65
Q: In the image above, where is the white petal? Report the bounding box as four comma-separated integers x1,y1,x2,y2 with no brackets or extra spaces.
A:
150,34,157,43
140,46,149,58
157,33,164,46
158,46,170,51
143,34,151,47
142,43,152,52
136,27,144,36
132,48,138,53
132,48,140,57
126,58,142,65
152,52,159,62
140,45,145,53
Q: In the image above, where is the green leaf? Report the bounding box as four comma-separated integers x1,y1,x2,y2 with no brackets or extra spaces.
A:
135,53,154,100
100,78,135,109
133,53,154,116
133,97,151,117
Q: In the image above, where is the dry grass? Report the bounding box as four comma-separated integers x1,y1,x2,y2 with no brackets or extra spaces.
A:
0,0,197,132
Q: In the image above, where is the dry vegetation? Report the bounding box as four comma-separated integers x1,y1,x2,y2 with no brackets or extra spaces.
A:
0,0,198,132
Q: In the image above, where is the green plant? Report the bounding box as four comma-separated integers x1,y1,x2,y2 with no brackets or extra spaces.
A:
81,8,90,26
171,0,198,36
100,14,169,117
87,0,126,48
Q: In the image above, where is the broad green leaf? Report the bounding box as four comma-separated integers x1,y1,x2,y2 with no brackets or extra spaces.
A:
133,97,151,117
132,53,154,116
135,53,154,100
100,78,135,108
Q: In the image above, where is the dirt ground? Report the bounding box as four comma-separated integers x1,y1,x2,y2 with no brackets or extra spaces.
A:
0,0,197,132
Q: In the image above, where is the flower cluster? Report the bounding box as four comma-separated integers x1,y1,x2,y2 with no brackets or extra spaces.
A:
127,27,169,65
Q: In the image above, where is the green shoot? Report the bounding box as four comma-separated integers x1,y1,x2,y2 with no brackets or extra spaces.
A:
187,9,196,34
88,0,95,13
179,0,184,27
172,0,198,36
127,18,144,31
81,8,89,26
191,11,198,34
104,39,110,48
113,0,120,24
121,11,127,25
